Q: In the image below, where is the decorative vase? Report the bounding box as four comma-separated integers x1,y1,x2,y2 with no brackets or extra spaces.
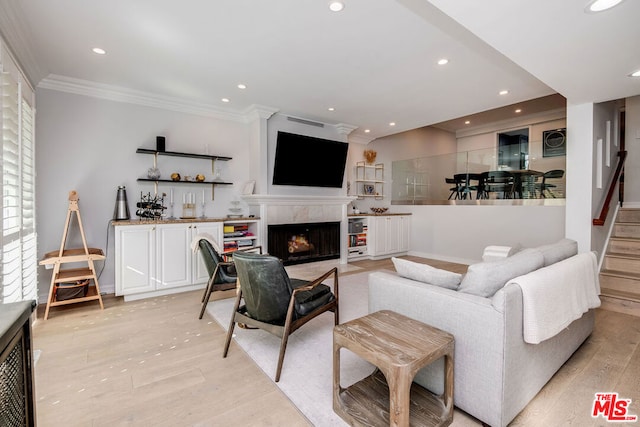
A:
364,149,377,164
147,167,161,179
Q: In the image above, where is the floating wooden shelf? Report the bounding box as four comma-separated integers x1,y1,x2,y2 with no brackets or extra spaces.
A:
136,148,232,161
136,178,233,186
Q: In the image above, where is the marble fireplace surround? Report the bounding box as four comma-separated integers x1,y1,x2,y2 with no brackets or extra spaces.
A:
242,195,356,263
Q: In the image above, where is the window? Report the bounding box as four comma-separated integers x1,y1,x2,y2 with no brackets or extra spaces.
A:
1,51,37,304
497,128,529,170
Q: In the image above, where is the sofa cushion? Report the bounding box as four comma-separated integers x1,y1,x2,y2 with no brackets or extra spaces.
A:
458,248,544,297
535,238,578,266
391,257,462,290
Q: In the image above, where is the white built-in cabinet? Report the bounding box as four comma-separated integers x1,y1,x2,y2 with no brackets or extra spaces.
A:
347,214,410,260
115,220,258,301
368,215,410,258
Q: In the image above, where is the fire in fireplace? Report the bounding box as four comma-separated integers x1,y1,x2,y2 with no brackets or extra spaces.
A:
268,222,340,265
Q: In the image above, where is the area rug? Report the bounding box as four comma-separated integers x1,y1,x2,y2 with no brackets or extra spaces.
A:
206,269,479,426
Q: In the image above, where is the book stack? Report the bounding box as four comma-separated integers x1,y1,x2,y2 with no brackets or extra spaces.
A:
223,223,255,252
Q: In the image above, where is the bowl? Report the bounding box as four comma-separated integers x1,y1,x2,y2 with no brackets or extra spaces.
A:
370,207,389,215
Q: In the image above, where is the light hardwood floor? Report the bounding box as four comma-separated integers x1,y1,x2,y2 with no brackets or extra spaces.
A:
32,256,640,426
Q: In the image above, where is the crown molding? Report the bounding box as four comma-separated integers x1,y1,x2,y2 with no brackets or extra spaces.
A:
334,123,358,135
242,104,279,122
348,133,376,145
0,2,46,88
37,74,274,123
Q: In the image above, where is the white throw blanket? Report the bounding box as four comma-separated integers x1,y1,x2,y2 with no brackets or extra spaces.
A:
190,232,222,254
507,252,601,344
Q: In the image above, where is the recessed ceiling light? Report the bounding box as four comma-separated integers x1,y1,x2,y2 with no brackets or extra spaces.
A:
221,98,230,103
329,1,344,12
630,69,640,77
464,120,471,125
389,122,396,126
328,107,335,111
437,58,449,65
586,0,624,13
499,90,509,95
237,84,247,89
92,47,106,55
515,109,522,113
364,129,370,133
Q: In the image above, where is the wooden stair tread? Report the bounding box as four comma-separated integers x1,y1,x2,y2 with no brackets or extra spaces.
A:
604,252,640,260
600,268,640,280
599,288,640,303
609,236,640,242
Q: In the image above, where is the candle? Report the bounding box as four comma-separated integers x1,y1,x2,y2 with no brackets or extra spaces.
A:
202,189,205,203
183,193,185,204
170,189,173,204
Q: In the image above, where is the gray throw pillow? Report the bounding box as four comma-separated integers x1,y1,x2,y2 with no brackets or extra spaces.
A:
535,238,578,266
391,257,462,290
458,248,544,297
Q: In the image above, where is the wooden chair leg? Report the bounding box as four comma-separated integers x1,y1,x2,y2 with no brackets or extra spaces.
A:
223,290,243,357
275,329,291,382
199,277,216,319
223,317,236,358
200,280,211,303
200,265,222,318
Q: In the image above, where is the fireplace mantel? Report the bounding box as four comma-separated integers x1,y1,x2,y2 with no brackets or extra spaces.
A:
242,194,356,206
242,194,356,264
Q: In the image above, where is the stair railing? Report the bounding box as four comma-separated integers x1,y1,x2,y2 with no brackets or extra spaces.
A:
593,150,627,226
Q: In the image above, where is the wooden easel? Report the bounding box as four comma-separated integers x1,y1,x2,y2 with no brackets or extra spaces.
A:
39,191,105,319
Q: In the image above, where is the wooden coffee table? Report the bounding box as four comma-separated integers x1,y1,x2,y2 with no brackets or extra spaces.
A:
333,310,454,427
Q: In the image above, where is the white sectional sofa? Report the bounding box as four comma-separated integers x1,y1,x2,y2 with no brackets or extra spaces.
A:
368,239,601,427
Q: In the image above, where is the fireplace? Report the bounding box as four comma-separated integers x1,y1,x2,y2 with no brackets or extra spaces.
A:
268,222,340,265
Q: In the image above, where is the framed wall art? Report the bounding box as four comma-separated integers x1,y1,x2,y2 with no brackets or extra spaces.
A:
542,128,566,157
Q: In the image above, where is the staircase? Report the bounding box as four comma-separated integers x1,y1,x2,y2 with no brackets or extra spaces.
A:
599,208,640,316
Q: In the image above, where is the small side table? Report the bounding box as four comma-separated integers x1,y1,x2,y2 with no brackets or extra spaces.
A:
333,310,454,427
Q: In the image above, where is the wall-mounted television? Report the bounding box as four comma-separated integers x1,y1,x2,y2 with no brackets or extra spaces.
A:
272,131,348,188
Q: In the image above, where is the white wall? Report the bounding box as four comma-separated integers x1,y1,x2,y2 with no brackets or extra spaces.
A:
625,96,640,204
349,126,457,212
565,100,622,256
354,118,567,263
404,204,565,264
35,89,251,298
591,101,622,257
266,113,349,198
457,112,567,175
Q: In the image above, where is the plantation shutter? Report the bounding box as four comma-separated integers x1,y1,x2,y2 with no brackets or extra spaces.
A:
1,62,37,303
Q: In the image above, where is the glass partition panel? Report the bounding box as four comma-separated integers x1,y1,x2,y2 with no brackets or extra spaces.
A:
392,143,565,204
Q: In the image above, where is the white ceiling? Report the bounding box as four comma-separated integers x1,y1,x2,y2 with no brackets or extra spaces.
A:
2,0,639,141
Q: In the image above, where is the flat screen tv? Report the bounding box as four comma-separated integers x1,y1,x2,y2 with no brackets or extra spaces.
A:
272,131,348,188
